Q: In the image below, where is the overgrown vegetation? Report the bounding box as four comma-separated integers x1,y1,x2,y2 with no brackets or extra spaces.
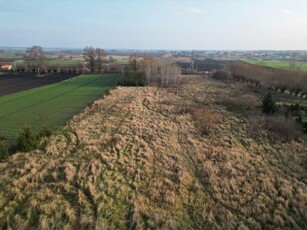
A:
212,70,229,80
262,92,277,114
217,94,261,111
16,127,40,152
190,106,221,136
0,75,306,229
265,115,302,142
118,55,181,87
16,126,52,152
0,136,8,161
117,70,146,86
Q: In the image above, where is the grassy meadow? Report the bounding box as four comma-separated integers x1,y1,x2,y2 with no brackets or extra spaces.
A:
0,74,120,140
14,59,82,68
0,75,306,228
244,59,307,72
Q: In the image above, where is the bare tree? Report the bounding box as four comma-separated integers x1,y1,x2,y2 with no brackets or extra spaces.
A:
83,47,96,73
160,64,180,86
96,48,106,73
25,46,46,76
129,55,139,71
144,56,159,84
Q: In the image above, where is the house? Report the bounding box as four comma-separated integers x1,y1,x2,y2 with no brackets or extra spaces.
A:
0,64,13,70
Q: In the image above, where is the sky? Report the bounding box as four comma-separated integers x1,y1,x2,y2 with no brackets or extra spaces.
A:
0,0,307,50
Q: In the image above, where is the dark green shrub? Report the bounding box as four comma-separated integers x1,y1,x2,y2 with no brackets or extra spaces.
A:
118,71,146,86
16,127,39,152
212,71,228,80
262,92,277,114
0,136,8,161
38,127,52,139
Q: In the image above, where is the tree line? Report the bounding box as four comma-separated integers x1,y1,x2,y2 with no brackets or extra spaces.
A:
230,62,307,97
10,45,109,76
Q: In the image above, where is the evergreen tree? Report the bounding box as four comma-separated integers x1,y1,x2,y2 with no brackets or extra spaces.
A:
262,92,277,114
16,127,39,152
0,136,8,161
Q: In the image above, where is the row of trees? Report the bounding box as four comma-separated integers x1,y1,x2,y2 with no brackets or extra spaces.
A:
230,62,307,96
20,46,108,76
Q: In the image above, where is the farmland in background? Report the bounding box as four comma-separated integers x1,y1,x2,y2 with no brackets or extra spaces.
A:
244,59,307,71
0,74,120,140
0,73,77,96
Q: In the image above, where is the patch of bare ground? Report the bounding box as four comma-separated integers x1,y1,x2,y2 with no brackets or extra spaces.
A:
0,76,306,229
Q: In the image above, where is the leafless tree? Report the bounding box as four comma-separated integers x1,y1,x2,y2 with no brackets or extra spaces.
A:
83,47,96,73
96,48,106,73
160,64,180,86
144,56,159,84
25,45,46,76
129,55,139,71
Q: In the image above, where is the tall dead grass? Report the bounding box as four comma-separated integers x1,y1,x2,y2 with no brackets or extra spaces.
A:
0,76,306,229
189,106,221,136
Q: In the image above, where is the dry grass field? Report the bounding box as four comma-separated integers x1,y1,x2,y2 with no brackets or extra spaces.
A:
0,76,306,229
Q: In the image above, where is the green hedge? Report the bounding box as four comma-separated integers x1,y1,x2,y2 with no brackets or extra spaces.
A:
118,71,146,86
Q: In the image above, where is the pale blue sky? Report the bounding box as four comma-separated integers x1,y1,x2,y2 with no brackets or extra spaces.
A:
0,0,307,50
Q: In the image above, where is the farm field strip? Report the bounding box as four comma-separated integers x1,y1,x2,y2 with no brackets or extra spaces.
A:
0,74,120,140
14,59,82,67
244,59,307,71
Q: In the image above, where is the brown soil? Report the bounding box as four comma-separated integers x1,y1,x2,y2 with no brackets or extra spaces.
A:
0,73,76,96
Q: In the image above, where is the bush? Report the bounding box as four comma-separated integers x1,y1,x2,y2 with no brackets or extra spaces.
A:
247,114,302,142
217,94,261,111
118,71,146,86
262,92,277,114
0,136,8,161
265,115,302,142
190,107,221,136
212,71,228,80
16,127,39,152
38,127,52,139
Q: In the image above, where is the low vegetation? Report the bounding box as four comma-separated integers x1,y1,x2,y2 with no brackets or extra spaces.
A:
217,94,261,111
16,126,52,153
189,106,221,136
0,136,8,161
0,74,120,140
245,59,307,72
212,70,229,80
265,115,302,142
0,75,306,229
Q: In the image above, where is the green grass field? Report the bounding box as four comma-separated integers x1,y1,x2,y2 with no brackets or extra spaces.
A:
14,59,82,68
0,74,120,140
47,59,82,67
244,59,307,72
